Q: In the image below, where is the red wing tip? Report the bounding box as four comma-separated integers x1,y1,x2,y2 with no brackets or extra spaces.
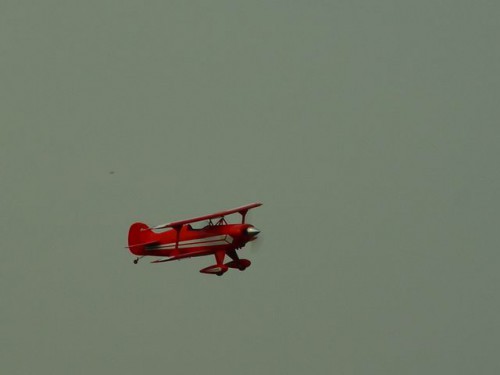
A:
243,202,263,210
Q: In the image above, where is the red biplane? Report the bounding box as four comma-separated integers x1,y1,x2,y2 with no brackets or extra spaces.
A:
127,202,262,276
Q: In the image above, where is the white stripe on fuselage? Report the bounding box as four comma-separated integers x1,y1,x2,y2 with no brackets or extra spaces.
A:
146,235,233,251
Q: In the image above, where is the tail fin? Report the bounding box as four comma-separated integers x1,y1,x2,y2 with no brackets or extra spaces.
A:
127,222,151,255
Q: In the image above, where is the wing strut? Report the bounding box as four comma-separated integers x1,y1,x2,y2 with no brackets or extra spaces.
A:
172,224,182,256
240,209,248,224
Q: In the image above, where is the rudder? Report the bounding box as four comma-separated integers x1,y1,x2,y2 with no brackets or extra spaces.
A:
127,222,150,255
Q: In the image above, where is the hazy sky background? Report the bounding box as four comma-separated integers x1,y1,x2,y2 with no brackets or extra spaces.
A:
1,1,499,374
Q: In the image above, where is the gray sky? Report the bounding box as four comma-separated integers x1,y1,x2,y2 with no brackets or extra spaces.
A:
1,1,499,374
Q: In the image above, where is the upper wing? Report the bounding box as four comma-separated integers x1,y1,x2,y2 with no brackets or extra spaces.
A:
150,202,262,230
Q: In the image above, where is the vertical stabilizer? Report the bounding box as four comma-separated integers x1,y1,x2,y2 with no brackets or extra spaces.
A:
127,222,150,255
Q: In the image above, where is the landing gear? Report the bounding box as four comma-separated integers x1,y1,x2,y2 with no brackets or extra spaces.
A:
133,256,144,264
200,264,228,275
225,258,251,271
226,249,251,271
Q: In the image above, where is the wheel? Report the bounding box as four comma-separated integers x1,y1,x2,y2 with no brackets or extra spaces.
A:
133,259,138,264
216,272,224,276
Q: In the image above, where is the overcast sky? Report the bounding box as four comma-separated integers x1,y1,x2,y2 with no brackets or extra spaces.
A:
1,1,499,374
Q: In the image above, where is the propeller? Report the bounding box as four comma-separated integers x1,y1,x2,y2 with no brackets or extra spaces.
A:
248,234,263,253
244,208,263,253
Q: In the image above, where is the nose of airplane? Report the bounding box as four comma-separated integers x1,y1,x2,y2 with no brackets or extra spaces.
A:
246,227,261,236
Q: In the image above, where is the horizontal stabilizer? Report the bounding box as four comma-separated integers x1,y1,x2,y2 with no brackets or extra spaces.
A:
126,241,159,249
